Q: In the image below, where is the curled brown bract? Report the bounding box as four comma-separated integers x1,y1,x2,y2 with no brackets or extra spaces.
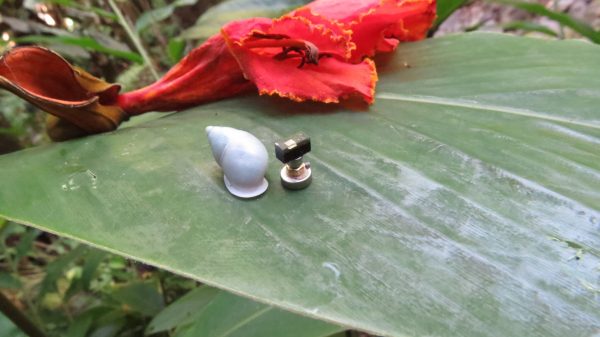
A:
0,46,127,141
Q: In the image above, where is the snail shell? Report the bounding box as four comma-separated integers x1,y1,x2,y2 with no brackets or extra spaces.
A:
206,126,268,198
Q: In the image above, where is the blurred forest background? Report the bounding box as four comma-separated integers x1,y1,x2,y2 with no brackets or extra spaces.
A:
0,0,599,336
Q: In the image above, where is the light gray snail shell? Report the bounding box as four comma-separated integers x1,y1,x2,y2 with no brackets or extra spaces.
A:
205,126,268,198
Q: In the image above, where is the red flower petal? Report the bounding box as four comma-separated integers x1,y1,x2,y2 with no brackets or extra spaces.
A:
230,46,377,103
296,0,436,61
222,16,376,103
0,46,126,140
118,35,253,115
289,7,352,45
0,46,119,104
301,0,377,23
268,16,354,59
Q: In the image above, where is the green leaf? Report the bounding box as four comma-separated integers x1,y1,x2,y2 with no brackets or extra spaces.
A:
65,314,93,337
497,0,600,43
34,0,117,21
148,285,341,336
39,245,87,296
503,20,559,37
1,33,600,336
433,0,469,28
0,272,21,290
43,0,118,19
88,318,124,337
14,228,38,262
167,38,186,65
146,286,220,334
65,248,107,298
135,0,198,32
176,288,342,337
111,281,164,317
180,0,311,40
116,64,151,92
14,35,143,63
80,249,107,289
0,312,26,337
0,222,24,250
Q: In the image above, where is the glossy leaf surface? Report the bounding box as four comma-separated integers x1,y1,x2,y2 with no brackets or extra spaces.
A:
1,33,600,337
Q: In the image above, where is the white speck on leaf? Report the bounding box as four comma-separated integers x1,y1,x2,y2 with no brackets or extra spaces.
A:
322,262,341,279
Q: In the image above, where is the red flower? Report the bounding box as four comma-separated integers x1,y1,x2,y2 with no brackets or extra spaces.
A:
124,0,436,110
220,16,377,104
0,0,436,140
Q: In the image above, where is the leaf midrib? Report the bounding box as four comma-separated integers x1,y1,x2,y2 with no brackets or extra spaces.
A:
217,307,273,337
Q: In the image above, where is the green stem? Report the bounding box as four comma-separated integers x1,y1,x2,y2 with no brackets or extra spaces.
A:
106,0,160,80
22,294,45,335
0,292,47,337
553,0,565,39
2,229,46,333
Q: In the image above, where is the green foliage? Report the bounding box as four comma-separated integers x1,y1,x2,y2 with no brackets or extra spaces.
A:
167,38,186,65
496,0,600,43
1,33,599,336
0,272,21,289
38,245,87,296
64,314,93,337
0,218,337,336
146,286,219,334
44,0,120,20
135,0,198,32
14,35,143,63
110,281,164,317
115,65,153,92
432,0,470,30
0,220,195,336
0,312,26,337
149,286,342,336
174,289,342,337
0,92,45,150
180,0,311,40
503,20,559,37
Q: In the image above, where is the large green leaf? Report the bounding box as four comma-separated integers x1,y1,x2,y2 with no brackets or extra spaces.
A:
148,285,342,336
147,286,220,334
1,33,600,336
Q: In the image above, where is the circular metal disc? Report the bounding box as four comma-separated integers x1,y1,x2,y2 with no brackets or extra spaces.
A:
280,166,312,190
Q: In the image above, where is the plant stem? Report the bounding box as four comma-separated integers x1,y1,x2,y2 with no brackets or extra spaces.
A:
553,0,565,39
107,0,160,80
0,292,47,337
